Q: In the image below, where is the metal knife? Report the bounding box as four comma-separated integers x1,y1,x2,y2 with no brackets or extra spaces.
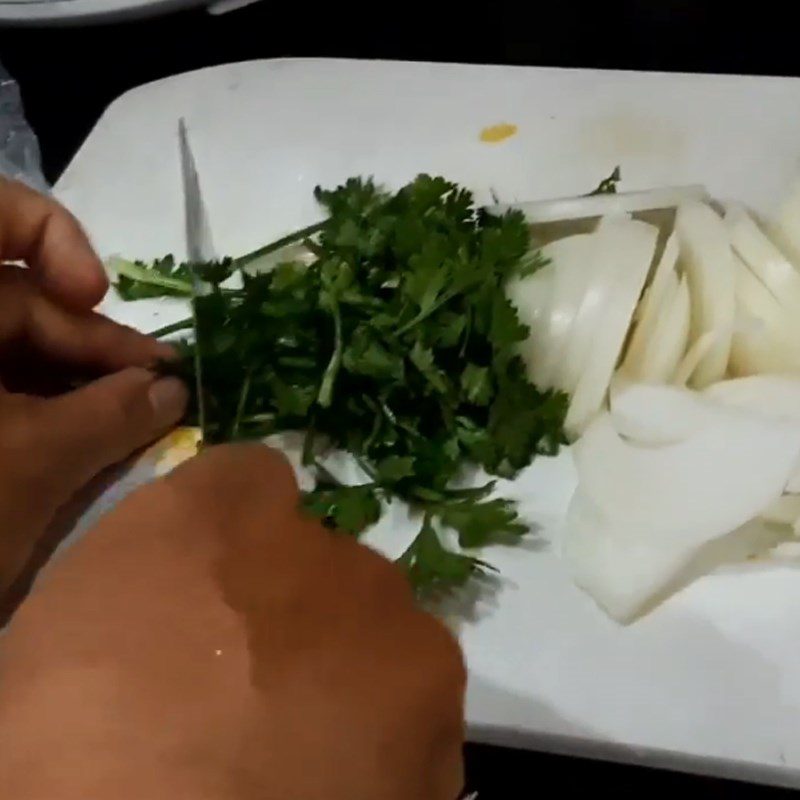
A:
177,117,216,443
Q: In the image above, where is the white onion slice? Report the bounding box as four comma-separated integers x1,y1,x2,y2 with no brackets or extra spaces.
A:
729,255,800,375
760,495,800,530
704,375,800,421
556,269,611,396
644,233,681,315
536,234,595,388
555,221,635,395
725,204,800,309
621,234,681,378
595,211,632,229
770,176,800,270
489,185,708,224
673,201,735,387
730,255,785,374
507,263,555,389
565,493,790,622
564,219,658,437
705,375,800,496
672,331,716,386
633,273,691,384
566,395,800,621
608,379,707,446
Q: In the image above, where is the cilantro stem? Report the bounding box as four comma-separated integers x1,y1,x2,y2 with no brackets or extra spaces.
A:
148,318,194,338
379,399,397,425
233,412,276,438
233,221,326,269
354,455,379,483
363,405,382,453
190,303,207,445
317,298,342,408
114,259,193,295
459,307,472,358
395,290,456,335
241,412,275,422
231,370,253,439
588,165,621,196
411,487,446,502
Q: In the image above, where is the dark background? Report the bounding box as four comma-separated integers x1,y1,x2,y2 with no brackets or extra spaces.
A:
2,2,800,797
3,2,800,183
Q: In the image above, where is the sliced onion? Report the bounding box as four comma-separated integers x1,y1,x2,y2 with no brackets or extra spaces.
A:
672,330,716,386
705,375,800,497
621,233,681,377
557,271,611,395
506,263,555,388
595,211,632,229
729,254,800,375
768,541,800,560
673,201,735,388
630,273,691,384
644,233,681,313
554,217,655,394
536,234,595,388
565,493,790,622
489,185,708,224
564,218,658,437
556,223,631,395
730,254,785,374
725,204,800,309
769,176,800,270
760,495,800,529
704,375,800,421
565,395,800,620
608,379,708,446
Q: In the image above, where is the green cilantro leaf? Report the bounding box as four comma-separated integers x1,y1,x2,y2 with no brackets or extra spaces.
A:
398,516,493,593
460,364,493,406
439,497,527,549
376,455,415,484
409,341,449,394
113,255,235,300
116,173,568,594
302,483,381,536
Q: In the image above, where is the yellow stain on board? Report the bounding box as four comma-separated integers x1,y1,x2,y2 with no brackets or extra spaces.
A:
480,123,518,144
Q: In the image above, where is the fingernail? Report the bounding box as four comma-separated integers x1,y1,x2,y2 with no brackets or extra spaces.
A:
148,376,189,425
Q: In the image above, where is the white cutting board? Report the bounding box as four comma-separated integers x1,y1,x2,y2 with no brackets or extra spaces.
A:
53,59,800,787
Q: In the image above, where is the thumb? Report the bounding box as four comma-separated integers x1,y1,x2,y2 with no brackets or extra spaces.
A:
38,367,188,495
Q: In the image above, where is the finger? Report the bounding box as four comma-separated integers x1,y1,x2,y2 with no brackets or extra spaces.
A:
166,444,299,520
34,368,188,497
0,178,107,310
0,271,173,370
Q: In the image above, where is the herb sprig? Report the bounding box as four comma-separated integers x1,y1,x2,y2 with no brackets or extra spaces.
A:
114,175,567,593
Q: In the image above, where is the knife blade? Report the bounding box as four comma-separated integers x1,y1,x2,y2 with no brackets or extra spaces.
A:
177,117,215,443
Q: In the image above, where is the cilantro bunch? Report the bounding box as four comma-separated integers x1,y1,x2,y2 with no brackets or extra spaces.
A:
116,175,567,593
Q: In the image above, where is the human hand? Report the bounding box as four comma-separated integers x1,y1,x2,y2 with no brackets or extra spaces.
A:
0,178,187,593
0,445,466,800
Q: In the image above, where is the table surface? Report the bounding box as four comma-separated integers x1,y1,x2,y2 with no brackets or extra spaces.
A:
2,4,799,798
0,0,205,25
